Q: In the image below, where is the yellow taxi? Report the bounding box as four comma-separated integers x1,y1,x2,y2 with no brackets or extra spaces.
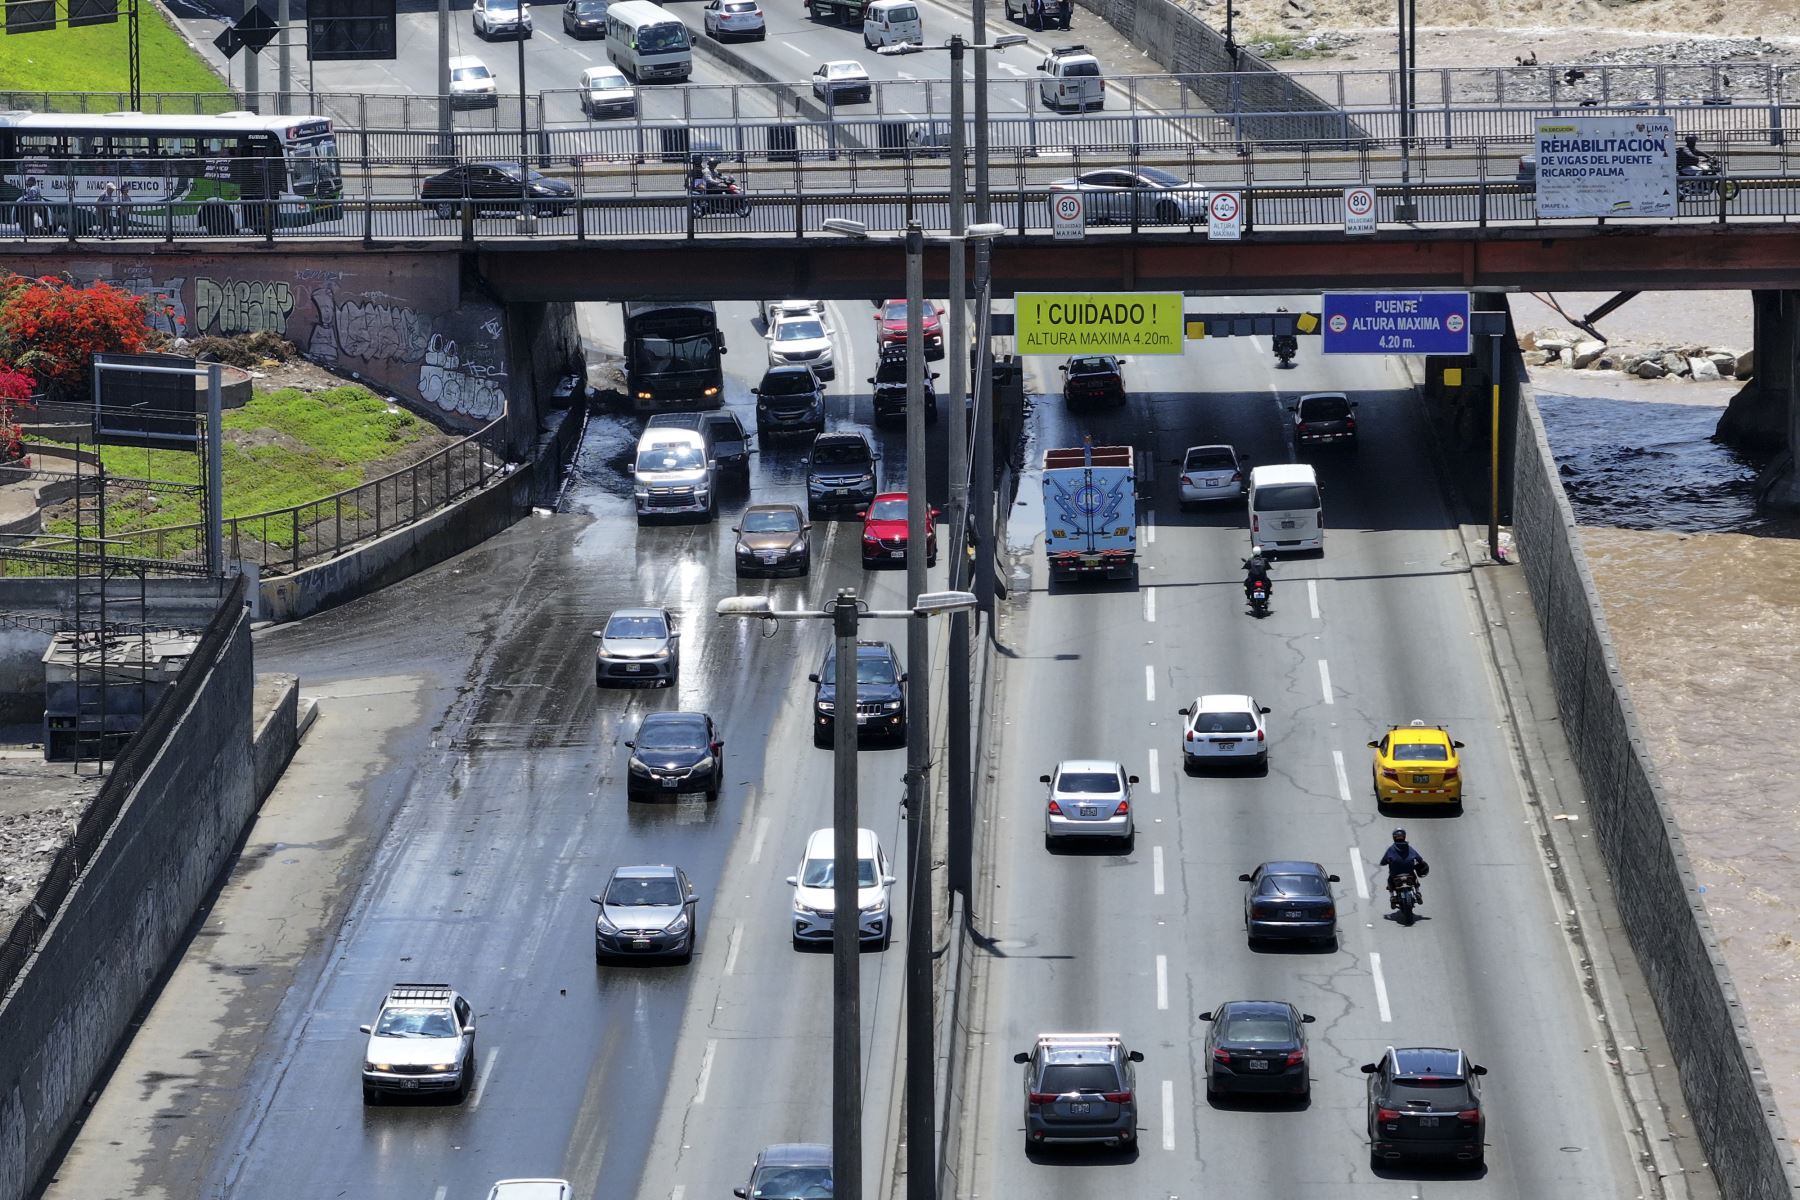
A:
1368,722,1465,807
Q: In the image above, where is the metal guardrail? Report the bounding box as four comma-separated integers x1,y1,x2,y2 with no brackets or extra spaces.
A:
75,417,507,577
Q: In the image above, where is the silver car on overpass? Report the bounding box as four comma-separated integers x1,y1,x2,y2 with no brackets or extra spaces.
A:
1047,166,1208,225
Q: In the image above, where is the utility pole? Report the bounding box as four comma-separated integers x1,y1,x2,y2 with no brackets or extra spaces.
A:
830,588,863,1200
243,0,260,107
439,0,453,158
277,0,291,113
970,0,991,222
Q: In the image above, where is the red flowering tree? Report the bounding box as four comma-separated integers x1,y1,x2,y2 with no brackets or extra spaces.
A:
0,274,153,403
0,364,32,465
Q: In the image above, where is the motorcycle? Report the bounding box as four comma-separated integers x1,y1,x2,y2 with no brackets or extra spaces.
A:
1389,871,1422,925
690,174,751,218
1677,161,1740,202
1273,333,1298,369
1247,580,1270,618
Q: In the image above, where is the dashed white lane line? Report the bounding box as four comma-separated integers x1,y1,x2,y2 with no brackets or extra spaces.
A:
897,70,915,79
1161,1080,1176,1149
469,1046,500,1109
750,815,770,863
1006,97,1026,109
1332,749,1351,804
1370,952,1393,1022
1308,578,1320,620
782,42,813,58
724,921,744,975
1318,659,1333,705
671,1186,686,1200
1145,665,1156,703
1143,511,1156,544
1349,847,1370,900
1143,586,1156,622
1153,845,1165,895
1146,747,1160,794
694,1038,718,1103
1155,954,1169,1010
997,61,1025,75
572,47,593,62
434,1186,448,1200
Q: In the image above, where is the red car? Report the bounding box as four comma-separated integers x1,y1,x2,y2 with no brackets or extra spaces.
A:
873,299,945,360
860,492,939,568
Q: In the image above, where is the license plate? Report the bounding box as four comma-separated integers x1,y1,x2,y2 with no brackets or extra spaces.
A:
1413,774,1431,785
891,549,905,559
633,938,651,950
1069,1102,1090,1114
856,713,871,724
1079,806,1098,818
1280,520,1297,529
1081,555,1100,566
760,551,781,562
661,777,679,788
834,488,854,496
1205,478,1221,487
1418,1116,1439,1127
1286,910,1303,919
1216,740,1237,749
1246,1059,1270,1071
625,663,643,673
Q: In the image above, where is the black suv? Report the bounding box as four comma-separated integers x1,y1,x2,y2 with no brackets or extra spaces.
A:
1292,391,1358,448
869,345,939,425
1060,354,1127,406
804,431,879,519
810,639,906,747
1363,1046,1488,1169
647,410,750,477
753,364,826,439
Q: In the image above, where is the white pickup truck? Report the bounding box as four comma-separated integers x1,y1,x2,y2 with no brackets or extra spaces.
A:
1042,443,1136,581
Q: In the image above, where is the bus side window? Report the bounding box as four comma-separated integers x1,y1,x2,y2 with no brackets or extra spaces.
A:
18,133,66,159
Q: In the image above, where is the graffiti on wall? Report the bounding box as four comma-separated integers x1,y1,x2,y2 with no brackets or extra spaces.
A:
115,274,188,339
194,277,295,336
419,334,506,420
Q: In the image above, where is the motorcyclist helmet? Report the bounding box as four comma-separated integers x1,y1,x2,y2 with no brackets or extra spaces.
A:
706,156,722,171
1392,828,1408,843
1685,134,1698,150
1250,544,1262,557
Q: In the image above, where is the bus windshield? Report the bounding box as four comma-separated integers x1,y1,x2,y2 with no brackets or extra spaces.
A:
286,136,341,195
637,21,688,51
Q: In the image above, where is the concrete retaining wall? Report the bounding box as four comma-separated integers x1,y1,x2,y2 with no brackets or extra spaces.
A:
0,626,52,726
259,405,581,623
1072,0,1367,143
252,675,300,805
1511,388,1800,1200
0,575,241,633
0,585,261,1200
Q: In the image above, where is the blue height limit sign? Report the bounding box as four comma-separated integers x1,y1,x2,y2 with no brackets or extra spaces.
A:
1322,292,1471,355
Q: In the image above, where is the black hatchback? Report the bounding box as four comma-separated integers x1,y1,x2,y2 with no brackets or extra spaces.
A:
418,161,576,219
1364,1046,1488,1169
624,711,723,802
1239,860,1340,947
1292,391,1358,448
1199,1001,1314,1101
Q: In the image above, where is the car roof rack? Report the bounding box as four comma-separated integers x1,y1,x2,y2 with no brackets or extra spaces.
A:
1051,44,1089,55
387,983,455,1003
1036,1031,1123,1043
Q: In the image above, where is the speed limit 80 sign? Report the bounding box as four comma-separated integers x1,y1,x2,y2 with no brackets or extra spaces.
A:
1051,192,1085,241
1343,186,1377,235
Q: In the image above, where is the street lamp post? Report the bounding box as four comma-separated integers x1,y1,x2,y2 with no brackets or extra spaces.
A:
1394,0,1418,221
518,24,535,230
716,590,977,1200
439,0,453,159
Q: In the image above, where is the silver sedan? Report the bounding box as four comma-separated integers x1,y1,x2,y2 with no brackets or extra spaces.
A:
1041,758,1138,847
1047,166,1207,225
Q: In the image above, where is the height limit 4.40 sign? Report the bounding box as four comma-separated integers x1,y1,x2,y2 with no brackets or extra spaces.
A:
1322,292,1470,355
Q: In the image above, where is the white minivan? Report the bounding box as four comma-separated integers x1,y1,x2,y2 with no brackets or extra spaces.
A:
606,0,693,82
631,427,717,520
1247,463,1323,554
862,0,921,49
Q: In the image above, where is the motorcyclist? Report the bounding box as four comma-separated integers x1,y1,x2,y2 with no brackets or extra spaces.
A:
1378,828,1428,907
1242,545,1273,603
1676,134,1714,177
688,156,727,193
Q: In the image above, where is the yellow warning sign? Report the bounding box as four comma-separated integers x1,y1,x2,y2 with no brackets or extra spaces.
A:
1015,292,1185,356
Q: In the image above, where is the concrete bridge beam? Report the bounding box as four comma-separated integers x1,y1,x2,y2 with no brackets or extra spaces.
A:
1715,290,1800,510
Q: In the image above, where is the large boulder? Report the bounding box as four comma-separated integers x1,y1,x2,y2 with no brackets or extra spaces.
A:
1734,349,1755,380
1688,356,1722,381
1633,358,1667,379
1660,351,1691,376
1571,339,1607,369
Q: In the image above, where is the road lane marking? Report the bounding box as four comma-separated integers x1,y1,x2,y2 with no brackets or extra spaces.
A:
1145,665,1155,703
1155,954,1168,1009
434,1187,448,1200
997,61,1024,75
1308,578,1320,619
671,1187,686,1200
1007,97,1026,109
1370,953,1392,1022
1318,658,1333,705
1332,749,1351,804
572,47,593,62
1349,848,1370,900
898,70,915,79
783,43,814,59
1161,1080,1175,1149
1143,586,1156,622
1146,747,1160,794
750,815,770,863
724,921,744,975
1153,845,1165,895
1143,511,1156,544
470,1046,500,1109
695,1038,718,1103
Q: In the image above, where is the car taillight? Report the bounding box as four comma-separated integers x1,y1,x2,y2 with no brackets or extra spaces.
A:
1296,422,1309,432
1250,902,1275,919
1046,799,1062,815
1381,767,1399,781
1443,767,1459,780
1256,728,1265,741
1102,1090,1131,1103
1251,515,1260,533
1027,1092,1056,1105
1230,471,1241,482
1377,1108,1400,1123
1179,474,1192,485
1345,417,1356,429
1212,1048,1231,1064
1285,1050,1304,1066
1113,799,1129,815
1457,1108,1481,1123
1321,905,1336,919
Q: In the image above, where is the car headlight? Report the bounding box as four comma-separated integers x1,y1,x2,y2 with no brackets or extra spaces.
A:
666,911,691,934
366,1061,390,1072
628,758,650,776
882,700,902,712
431,1062,457,1073
633,488,650,500
861,896,887,914
596,913,618,934
794,901,822,916
817,700,834,713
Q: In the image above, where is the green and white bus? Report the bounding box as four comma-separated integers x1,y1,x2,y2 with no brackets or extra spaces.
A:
0,109,343,235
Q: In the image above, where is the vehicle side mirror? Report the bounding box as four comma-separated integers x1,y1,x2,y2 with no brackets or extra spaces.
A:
1327,874,1341,882
1058,364,1068,371
359,1024,372,1034
593,630,604,638
1127,1050,1144,1062
1259,706,1271,714
1360,1063,1378,1074
1118,358,1130,365
1453,740,1466,748
930,372,940,381
626,463,635,474
623,740,635,748
1198,1010,1214,1022
1178,706,1191,716
898,672,908,683
1471,1064,1488,1076
870,451,883,461
1288,405,1298,412
1038,774,1051,784
751,388,761,396
807,673,820,683
856,510,868,519
786,875,798,886
1126,775,1140,784
1366,740,1380,748
867,377,876,385
1237,873,1252,882
590,895,603,904
731,526,741,533
735,1190,750,1199
1301,1014,1316,1023
881,874,896,885
1350,400,1359,407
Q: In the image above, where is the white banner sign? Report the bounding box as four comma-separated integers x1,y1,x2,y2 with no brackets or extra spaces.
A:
1534,116,1676,218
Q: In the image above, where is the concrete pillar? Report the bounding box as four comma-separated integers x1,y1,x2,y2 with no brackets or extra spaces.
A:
1716,289,1796,455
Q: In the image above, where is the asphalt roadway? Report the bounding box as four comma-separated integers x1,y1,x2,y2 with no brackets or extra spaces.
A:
956,316,1652,1196
38,299,956,1200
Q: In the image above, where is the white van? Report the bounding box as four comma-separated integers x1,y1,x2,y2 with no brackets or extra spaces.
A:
631,427,717,519
606,0,693,82
1247,463,1323,554
862,0,920,49
1037,44,1104,112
